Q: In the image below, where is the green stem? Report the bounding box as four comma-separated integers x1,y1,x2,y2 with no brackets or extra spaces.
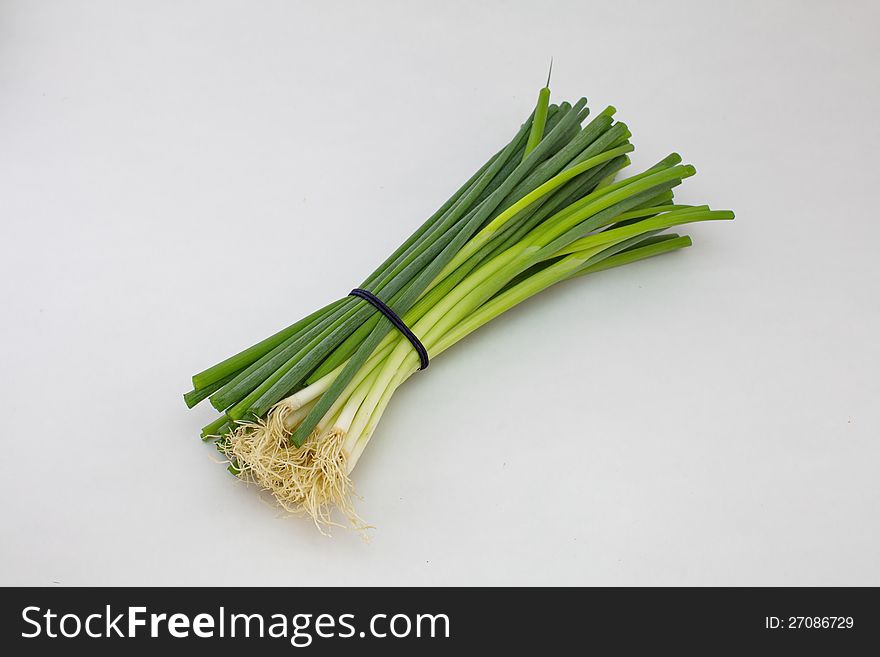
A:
184,372,236,408
522,87,551,160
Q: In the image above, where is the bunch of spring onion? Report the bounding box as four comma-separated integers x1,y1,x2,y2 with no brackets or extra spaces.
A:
184,84,733,531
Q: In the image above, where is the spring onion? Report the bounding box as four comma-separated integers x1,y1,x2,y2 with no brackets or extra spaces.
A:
184,82,733,532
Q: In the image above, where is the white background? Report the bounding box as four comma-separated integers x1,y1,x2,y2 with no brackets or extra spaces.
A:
2,0,878,586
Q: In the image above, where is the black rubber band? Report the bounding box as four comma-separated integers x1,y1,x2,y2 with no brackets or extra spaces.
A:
349,288,429,370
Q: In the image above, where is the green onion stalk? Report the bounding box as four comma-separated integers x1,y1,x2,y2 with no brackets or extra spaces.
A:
186,86,733,532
